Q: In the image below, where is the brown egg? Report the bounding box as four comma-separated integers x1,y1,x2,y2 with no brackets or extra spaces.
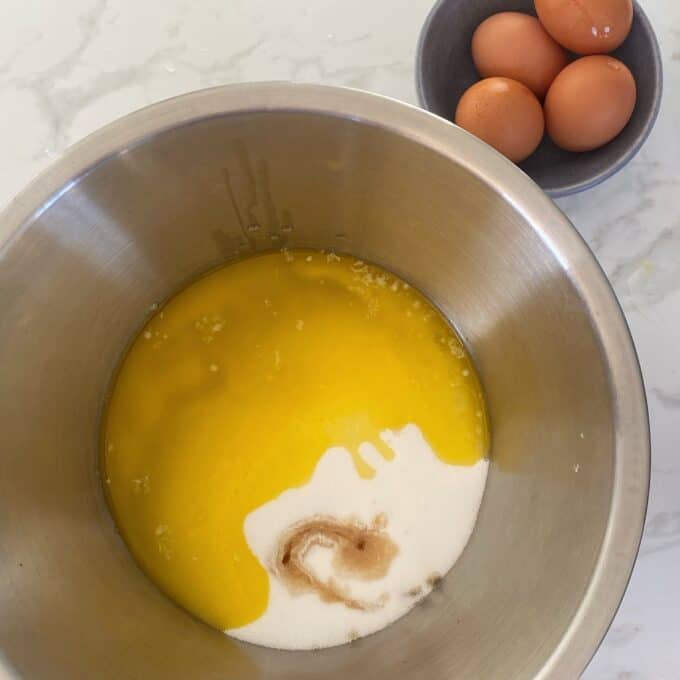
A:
471,12,568,97
455,78,545,163
545,55,636,152
535,0,633,54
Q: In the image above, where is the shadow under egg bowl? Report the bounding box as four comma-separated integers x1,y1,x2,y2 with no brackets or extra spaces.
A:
0,83,649,679
416,0,663,197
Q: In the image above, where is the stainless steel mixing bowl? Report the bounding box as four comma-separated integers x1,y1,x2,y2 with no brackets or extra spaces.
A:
0,83,649,679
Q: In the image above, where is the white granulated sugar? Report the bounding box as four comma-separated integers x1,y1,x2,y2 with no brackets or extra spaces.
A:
227,423,488,650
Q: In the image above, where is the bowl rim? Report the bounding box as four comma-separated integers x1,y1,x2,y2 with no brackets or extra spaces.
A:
414,0,664,198
0,82,650,679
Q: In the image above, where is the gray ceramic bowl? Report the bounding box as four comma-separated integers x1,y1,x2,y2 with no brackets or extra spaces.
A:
416,0,663,197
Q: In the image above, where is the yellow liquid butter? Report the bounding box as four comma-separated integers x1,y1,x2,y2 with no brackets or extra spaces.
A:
102,250,488,631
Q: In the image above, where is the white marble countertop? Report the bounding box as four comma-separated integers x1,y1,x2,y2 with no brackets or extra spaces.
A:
0,1,677,677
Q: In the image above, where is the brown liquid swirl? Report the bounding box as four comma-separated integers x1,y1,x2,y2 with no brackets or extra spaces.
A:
272,514,398,611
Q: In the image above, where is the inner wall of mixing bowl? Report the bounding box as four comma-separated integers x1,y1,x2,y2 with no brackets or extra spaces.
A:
0,109,614,679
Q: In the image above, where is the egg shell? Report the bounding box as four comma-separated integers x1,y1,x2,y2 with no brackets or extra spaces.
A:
535,0,633,54
471,12,569,97
455,77,545,163
544,55,636,152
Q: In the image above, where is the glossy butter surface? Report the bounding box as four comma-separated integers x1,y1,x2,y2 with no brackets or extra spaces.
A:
102,250,489,630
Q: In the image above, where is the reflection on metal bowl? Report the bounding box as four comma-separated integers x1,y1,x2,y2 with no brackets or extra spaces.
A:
0,83,649,679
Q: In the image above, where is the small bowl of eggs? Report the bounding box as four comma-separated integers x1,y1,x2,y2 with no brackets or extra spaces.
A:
416,0,663,197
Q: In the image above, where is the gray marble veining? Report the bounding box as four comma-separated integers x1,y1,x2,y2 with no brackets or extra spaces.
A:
0,0,678,677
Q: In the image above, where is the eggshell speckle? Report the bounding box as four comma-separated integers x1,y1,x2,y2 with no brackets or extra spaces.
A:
544,55,637,152
472,12,568,97
455,77,545,162
535,0,633,54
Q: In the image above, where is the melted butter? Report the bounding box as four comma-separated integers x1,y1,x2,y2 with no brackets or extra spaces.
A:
102,250,489,631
